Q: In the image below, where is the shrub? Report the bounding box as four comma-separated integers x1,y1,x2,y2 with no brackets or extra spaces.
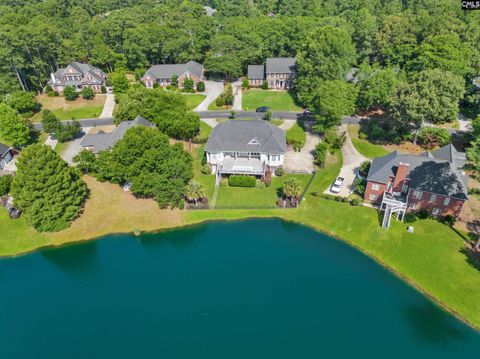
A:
220,178,228,186
215,96,225,107
417,127,451,149
264,109,272,121
63,85,78,101
255,180,266,189
353,177,366,196
261,80,268,90
153,82,160,89
81,86,95,100
442,215,456,227
242,78,249,89
228,175,256,187
264,170,272,187
349,197,362,206
293,143,303,152
47,90,59,97
197,81,205,92
183,78,195,92
201,164,212,175
101,85,107,94
171,75,178,87
403,212,417,223
275,167,285,177
417,210,430,219
314,142,328,167
0,175,13,196
359,160,371,177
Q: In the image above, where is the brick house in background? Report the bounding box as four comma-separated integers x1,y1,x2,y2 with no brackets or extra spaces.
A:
142,61,204,89
247,58,296,89
48,62,106,93
364,144,468,219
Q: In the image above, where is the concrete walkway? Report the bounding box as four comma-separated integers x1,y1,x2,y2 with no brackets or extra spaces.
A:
232,80,242,111
194,81,224,111
200,118,218,128
44,135,58,150
325,124,367,197
278,119,296,131
100,94,115,118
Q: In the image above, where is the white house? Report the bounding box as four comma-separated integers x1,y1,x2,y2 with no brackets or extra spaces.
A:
205,120,286,177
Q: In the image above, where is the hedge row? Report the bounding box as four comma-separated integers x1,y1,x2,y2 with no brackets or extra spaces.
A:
228,175,256,187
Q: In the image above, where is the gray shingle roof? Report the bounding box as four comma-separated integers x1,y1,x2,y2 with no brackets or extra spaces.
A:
49,62,105,86
81,115,154,154
205,120,286,154
248,65,265,79
367,145,468,200
0,142,10,157
265,58,296,74
144,61,203,80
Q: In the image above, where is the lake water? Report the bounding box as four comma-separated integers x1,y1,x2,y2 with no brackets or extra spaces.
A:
1,219,479,358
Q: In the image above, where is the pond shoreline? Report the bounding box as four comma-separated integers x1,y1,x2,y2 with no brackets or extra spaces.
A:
2,213,479,332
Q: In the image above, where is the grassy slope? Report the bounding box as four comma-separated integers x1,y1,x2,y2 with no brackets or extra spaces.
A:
348,125,389,159
30,95,106,122
1,150,480,329
242,89,302,111
184,94,206,110
286,122,306,145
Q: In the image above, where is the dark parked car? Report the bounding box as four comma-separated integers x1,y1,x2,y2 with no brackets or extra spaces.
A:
256,106,270,113
8,207,21,219
303,108,312,115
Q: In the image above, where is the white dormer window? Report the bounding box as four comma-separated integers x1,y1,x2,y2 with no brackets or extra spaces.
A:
248,138,260,145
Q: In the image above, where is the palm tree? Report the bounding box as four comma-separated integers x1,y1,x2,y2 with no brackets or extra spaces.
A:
282,178,302,207
184,180,206,206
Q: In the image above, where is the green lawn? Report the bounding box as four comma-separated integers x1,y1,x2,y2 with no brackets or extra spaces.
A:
286,122,306,146
270,119,284,126
347,125,389,159
192,144,216,202
30,94,106,122
215,174,312,208
208,100,230,110
242,89,302,111
184,94,206,110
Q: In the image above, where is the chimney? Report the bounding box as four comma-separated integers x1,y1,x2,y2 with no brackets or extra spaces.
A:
393,162,409,193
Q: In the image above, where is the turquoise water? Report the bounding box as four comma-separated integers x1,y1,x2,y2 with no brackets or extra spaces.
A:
0,219,479,358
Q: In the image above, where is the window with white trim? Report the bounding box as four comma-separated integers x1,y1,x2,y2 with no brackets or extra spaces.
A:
369,194,377,201
270,155,279,162
443,197,451,206
432,208,442,216
371,183,380,191
413,191,423,199
429,194,437,203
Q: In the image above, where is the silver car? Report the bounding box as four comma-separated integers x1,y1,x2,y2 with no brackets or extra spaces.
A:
330,177,344,193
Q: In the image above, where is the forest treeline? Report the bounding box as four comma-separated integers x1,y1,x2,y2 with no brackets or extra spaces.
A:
0,0,479,98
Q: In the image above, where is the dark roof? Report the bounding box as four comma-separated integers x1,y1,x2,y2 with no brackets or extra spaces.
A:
49,62,105,86
431,144,466,169
81,115,155,153
0,142,10,157
205,120,286,154
367,145,468,200
265,58,296,74
143,61,203,80
248,65,265,79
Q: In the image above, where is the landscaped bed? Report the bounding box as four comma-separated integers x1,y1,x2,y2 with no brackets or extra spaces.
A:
286,122,306,149
242,89,302,111
30,94,107,122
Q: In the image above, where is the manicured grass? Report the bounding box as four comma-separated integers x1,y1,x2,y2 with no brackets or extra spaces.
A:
54,141,68,156
242,89,302,111
270,119,284,126
30,94,107,122
195,121,213,143
208,100,230,110
347,125,389,159
192,144,216,202
286,122,306,146
215,174,312,208
184,94,206,110
2,147,480,330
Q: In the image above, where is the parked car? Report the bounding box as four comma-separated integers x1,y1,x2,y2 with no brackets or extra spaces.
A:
303,108,312,115
8,207,21,219
256,106,270,113
330,177,345,193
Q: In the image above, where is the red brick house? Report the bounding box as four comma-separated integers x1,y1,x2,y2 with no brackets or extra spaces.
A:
247,58,296,89
364,144,468,219
142,61,204,90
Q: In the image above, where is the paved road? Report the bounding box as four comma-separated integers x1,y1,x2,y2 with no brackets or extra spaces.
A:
194,81,224,111
99,94,115,118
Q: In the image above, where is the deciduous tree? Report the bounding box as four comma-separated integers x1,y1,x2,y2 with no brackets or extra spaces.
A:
0,103,30,146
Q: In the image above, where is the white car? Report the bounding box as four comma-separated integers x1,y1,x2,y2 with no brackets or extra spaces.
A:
330,177,345,193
